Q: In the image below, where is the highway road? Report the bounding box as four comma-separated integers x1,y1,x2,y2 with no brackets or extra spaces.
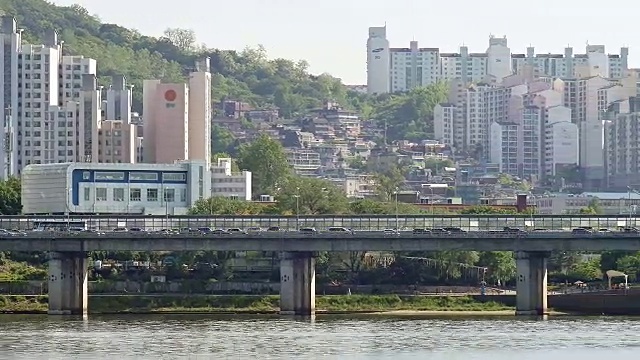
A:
1,214,639,232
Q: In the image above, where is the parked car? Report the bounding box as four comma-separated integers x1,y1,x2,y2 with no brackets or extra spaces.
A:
503,227,526,234
227,228,247,234
430,228,451,235
299,227,317,234
442,227,466,233
572,228,594,235
211,229,231,235
412,228,431,234
327,227,353,234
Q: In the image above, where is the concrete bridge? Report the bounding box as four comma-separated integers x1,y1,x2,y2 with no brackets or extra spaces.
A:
4,213,640,231
2,230,640,317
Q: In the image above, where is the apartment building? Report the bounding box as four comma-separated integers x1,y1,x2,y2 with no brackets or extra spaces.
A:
434,72,531,157
367,26,630,95
210,158,252,200
603,97,640,189
438,72,578,180
0,16,140,178
555,75,637,189
0,17,95,176
97,120,136,164
142,58,211,168
286,148,321,176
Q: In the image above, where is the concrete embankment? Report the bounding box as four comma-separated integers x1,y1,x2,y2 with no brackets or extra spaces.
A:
474,293,640,315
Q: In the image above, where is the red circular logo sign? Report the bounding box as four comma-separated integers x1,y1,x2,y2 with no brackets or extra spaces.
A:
164,90,177,102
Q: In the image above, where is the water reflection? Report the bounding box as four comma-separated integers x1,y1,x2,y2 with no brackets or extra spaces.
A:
1,314,640,359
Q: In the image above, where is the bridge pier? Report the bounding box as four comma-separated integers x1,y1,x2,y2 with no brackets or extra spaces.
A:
48,252,88,315
514,251,550,316
279,252,316,316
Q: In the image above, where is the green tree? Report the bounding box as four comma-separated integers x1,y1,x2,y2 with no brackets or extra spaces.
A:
349,199,421,215
0,177,21,215
615,253,640,280
600,251,633,272
237,134,291,196
211,125,236,154
578,199,602,215
347,156,367,171
460,206,517,215
162,28,196,52
548,251,583,275
424,158,454,174
188,197,262,215
371,83,448,141
276,177,348,215
478,251,516,284
374,168,405,201
568,258,602,281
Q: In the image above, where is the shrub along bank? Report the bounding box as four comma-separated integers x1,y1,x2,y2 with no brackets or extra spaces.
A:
0,294,511,314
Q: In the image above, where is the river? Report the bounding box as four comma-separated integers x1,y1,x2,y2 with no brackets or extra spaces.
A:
1,314,639,359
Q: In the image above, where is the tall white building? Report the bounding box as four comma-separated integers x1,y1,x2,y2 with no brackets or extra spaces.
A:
367,26,630,95
0,16,106,179
366,26,391,95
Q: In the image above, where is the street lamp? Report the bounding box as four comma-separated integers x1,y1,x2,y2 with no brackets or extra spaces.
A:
294,187,300,231
628,187,636,226
421,184,448,216
394,187,399,231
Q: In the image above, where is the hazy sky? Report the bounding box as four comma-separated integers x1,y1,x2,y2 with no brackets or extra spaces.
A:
50,0,639,84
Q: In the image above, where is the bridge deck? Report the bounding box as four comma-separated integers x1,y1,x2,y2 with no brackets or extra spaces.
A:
1,232,640,252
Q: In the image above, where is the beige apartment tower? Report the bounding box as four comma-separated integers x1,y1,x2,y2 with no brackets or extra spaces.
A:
142,58,211,167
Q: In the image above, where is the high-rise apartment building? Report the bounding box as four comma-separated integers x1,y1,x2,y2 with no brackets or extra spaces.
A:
555,75,637,189
436,69,579,180
367,26,630,95
0,16,123,179
603,97,640,189
142,58,211,168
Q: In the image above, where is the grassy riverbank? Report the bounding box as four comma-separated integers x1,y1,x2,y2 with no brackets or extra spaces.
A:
0,294,512,314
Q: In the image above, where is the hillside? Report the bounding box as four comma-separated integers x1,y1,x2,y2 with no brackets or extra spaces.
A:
0,0,356,116
0,0,447,142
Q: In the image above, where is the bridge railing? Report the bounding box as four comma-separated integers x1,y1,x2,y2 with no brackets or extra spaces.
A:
1,215,639,231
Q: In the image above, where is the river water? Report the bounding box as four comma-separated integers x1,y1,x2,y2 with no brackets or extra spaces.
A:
0,314,639,359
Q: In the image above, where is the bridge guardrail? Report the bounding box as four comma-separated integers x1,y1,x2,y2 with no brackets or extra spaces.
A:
0,214,638,232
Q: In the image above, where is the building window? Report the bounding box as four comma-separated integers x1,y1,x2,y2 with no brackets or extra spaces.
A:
96,188,107,201
130,188,141,201
164,188,175,202
95,171,125,181
130,172,158,181
180,188,187,202
83,188,90,202
113,188,124,202
147,188,158,202
162,172,186,181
